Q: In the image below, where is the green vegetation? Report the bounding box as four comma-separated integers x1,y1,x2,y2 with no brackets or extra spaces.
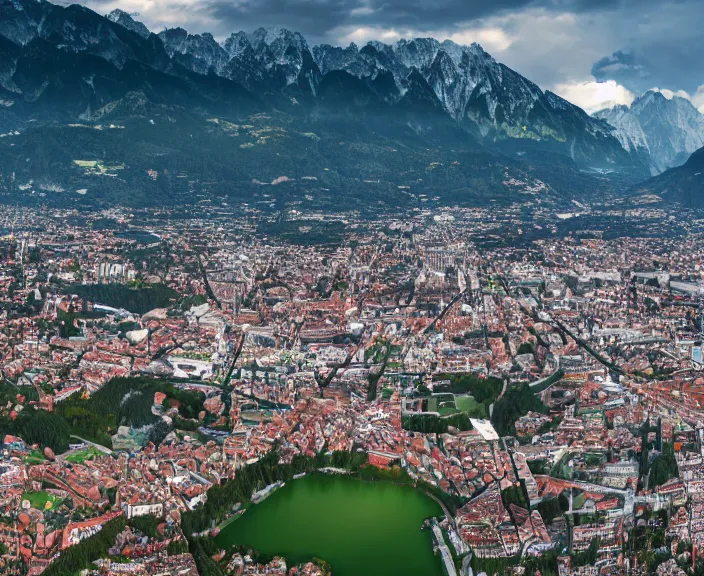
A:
430,394,461,416
470,554,520,576
529,369,565,393
650,442,678,488
523,550,559,576
0,381,38,403
24,449,46,465
259,218,346,247
43,515,127,576
190,538,226,576
3,406,72,453
455,395,484,417
433,373,503,403
365,340,390,364
58,377,205,448
128,514,162,539
516,342,534,355
402,413,472,434
527,459,549,475
2,377,205,454
502,483,529,509
438,404,458,417
366,342,392,401
421,392,485,420
64,446,102,464
536,494,569,524
63,283,178,315
550,452,574,480
179,293,208,311
57,303,81,338
313,558,332,576
630,511,670,573
491,383,548,437
572,538,600,567
22,491,63,510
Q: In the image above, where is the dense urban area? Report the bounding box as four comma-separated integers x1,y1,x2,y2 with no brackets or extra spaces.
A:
2,201,704,576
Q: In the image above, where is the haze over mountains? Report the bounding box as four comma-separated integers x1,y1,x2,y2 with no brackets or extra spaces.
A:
633,142,704,208
595,91,704,176
0,0,702,209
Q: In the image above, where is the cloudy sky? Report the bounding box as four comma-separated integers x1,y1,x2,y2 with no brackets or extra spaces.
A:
73,0,704,114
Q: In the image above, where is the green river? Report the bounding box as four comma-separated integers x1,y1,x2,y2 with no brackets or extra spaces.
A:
215,474,445,576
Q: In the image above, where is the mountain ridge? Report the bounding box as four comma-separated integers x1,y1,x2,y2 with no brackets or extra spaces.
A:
0,0,642,172
632,143,704,208
595,90,704,175
150,20,645,171
0,0,686,210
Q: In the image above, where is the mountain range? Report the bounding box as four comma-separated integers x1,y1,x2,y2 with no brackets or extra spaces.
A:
595,91,704,176
631,142,704,208
0,0,701,210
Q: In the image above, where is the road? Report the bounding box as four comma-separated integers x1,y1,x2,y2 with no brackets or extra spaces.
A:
69,435,113,455
462,553,473,576
431,522,458,576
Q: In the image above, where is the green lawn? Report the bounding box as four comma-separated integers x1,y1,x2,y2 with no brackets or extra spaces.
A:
428,394,484,417
438,406,460,416
65,446,102,464
22,491,63,510
24,450,46,465
455,395,485,417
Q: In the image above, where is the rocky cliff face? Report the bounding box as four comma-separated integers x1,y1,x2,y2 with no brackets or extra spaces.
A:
0,0,668,209
595,91,704,174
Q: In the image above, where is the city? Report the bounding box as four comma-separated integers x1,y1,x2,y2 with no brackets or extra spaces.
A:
1,0,704,574
2,201,704,576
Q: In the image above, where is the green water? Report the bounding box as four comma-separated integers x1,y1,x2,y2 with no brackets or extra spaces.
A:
215,474,445,576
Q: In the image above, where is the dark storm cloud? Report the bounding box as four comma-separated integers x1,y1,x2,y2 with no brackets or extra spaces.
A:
588,2,704,96
592,51,652,93
194,0,623,39
80,0,632,40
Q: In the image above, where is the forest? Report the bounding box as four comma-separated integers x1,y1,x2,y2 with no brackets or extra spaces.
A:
62,283,178,315
42,516,127,576
490,383,549,437
433,372,504,403
402,412,473,434
649,442,679,488
1,377,205,452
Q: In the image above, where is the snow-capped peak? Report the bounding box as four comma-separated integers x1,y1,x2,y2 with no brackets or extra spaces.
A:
222,31,251,59
595,89,704,174
106,9,151,39
249,27,309,54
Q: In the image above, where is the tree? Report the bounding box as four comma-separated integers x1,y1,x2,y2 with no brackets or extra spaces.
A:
572,538,600,567
502,483,528,509
491,383,547,437
650,443,678,488
42,516,126,576
148,420,170,447
416,383,431,396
